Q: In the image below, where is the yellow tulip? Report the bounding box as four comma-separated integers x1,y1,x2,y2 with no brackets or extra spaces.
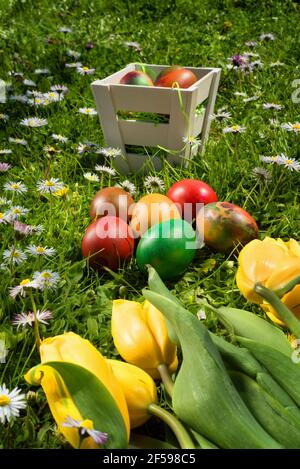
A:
107,359,157,428
262,285,300,327
236,237,300,304
111,299,178,379
25,332,130,447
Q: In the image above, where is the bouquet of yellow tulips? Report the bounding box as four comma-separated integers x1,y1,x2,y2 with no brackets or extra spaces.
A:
25,236,300,449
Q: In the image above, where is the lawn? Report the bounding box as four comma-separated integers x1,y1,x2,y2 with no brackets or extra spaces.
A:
0,0,299,449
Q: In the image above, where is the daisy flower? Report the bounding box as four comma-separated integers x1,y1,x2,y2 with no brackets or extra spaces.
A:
51,133,68,143
259,155,283,165
34,68,50,75
53,187,69,197
26,245,56,257
84,172,99,182
249,60,263,71
77,143,90,154
13,221,34,236
95,165,116,176
0,384,26,424
77,66,96,75
4,181,27,194
259,33,275,41
0,149,12,154
211,108,231,121
0,212,9,224
43,145,61,155
0,162,11,172
9,138,28,145
278,155,300,172
144,176,165,193
243,94,260,102
263,103,284,110
9,278,40,299
36,178,64,193
116,180,137,196
281,122,300,133
50,84,69,95
227,54,248,70
33,270,60,290
66,49,81,59
43,91,61,103
10,94,29,104
244,41,257,47
65,62,82,69
20,117,48,127
62,416,108,446
0,197,10,206
252,167,272,183
270,61,285,67
78,108,97,116
99,147,122,158
123,41,142,52
23,79,36,87
234,92,247,97
58,26,72,33
3,247,27,265
0,113,9,120
223,125,246,134
182,135,201,150
12,310,53,330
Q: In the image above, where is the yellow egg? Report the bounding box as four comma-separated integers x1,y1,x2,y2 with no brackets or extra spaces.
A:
130,194,181,237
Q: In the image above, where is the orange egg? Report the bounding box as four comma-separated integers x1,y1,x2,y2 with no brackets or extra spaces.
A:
130,194,182,237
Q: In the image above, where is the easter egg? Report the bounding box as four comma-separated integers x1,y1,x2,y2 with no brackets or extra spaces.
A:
120,70,154,86
82,216,134,271
130,193,181,237
196,202,259,253
136,218,197,280
90,187,135,222
167,179,218,222
154,66,198,89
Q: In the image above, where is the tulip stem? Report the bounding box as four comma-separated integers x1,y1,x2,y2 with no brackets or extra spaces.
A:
29,289,41,350
148,403,195,449
274,276,300,299
255,283,300,337
157,364,174,397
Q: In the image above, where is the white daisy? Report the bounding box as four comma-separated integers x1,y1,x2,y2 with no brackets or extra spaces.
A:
243,94,260,102
0,212,9,224
36,178,64,193
77,143,90,154
270,61,285,67
249,60,263,71
259,155,284,165
58,26,72,33
94,165,116,176
0,149,12,154
9,138,28,145
211,108,231,121
281,122,300,133
223,125,246,134
6,205,29,220
44,91,61,103
100,147,122,158
182,135,201,150
66,49,81,59
278,154,300,172
77,66,95,75
33,270,60,290
10,278,40,299
3,247,27,265
115,180,137,196
34,68,50,75
78,108,97,116
65,62,83,69
0,384,26,424
144,176,165,193
259,33,275,41
123,41,142,52
262,103,284,110
4,181,27,194
23,79,36,87
13,221,34,235
50,84,69,94
0,162,11,172
10,94,29,104
26,245,56,257
51,133,68,143
62,416,108,445
252,167,272,182
234,92,247,97
0,113,9,120
20,117,48,127
83,172,99,182
0,197,10,206
244,41,257,47
12,310,53,330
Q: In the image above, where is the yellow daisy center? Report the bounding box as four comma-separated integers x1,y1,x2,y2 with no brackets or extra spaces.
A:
0,213,4,219
11,183,21,189
85,109,91,113
41,272,51,279
45,181,55,186
231,125,239,131
0,395,10,406
292,124,300,130
12,251,21,258
82,67,89,72
20,278,31,286
36,246,45,253
12,208,21,214
286,159,293,165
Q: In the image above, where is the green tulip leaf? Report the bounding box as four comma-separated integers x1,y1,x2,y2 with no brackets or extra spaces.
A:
45,361,128,449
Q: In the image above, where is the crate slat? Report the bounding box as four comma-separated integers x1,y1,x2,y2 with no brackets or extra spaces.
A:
119,120,169,146
110,85,172,114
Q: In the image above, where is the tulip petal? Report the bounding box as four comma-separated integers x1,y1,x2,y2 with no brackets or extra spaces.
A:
266,257,300,291
263,285,300,326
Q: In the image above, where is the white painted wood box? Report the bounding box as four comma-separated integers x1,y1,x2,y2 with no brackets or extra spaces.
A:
91,63,221,174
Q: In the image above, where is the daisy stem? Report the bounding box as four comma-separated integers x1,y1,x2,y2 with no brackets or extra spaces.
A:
157,364,174,397
265,170,285,209
148,404,195,449
29,289,41,350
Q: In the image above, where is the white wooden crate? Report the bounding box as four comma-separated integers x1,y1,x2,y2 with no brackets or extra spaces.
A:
91,63,221,174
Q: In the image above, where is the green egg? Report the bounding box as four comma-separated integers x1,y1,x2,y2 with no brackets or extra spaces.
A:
136,218,197,280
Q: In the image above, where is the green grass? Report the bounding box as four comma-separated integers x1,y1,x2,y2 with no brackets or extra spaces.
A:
0,0,299,448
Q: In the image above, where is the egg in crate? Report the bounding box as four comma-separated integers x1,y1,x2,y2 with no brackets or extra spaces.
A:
120,70,154,86
154,66,198,89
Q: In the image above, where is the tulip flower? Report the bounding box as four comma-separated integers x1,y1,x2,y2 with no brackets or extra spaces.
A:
262,285,300,326
236,237,300,304
107,359,157,428
111,300,178,381
25,332,130,448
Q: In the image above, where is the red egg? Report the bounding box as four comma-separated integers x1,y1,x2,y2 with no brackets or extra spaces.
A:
167,179,218,222
90,187,135,222
154,66,198,89
120,70,154,86
82,216,135,271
